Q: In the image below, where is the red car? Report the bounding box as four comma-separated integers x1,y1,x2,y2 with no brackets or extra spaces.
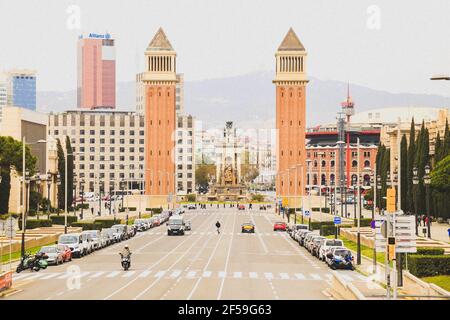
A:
238,204,246,210
57,244,72,262
273,222,287,232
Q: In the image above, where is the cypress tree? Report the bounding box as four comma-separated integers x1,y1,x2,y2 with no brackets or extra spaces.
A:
56,138,65,210
65,136,74,211
443,119,450,157
406,118,416,213
435,132,442,163
400,134,408,211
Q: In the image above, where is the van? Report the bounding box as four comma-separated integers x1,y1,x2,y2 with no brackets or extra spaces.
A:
167,215,185,236
57,233,90,258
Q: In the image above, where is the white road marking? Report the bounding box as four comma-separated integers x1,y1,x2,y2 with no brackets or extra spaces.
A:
202,271,212,278
295,273,305,280
26,273,47,280
139,270,151,278
122,271,136,277
249,272,258,279
154,270,166,278
40,273,61,280
310,273,322,280
106,271,120,278
186,271,196,278
279,272,289,279
89,271,105,278
233,272,242,278
170,270,182,278
341,274,354,282
56,272,72,279
218,271,226,278
264,272,274,280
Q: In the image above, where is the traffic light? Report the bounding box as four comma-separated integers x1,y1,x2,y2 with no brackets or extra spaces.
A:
387,188,396,212
388,237,396,261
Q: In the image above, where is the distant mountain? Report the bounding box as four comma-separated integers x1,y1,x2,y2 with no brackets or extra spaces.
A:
37,71,450,128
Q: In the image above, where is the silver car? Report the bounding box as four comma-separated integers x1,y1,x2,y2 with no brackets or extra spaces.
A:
38,245,64,265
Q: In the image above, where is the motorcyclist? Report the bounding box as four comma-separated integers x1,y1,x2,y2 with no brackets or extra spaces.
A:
120,245,131,258
215,221,221,234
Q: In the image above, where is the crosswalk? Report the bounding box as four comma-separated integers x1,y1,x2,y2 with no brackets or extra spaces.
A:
13,269,367,283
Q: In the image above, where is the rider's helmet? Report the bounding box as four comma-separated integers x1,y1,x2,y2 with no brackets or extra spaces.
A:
124,245,129,249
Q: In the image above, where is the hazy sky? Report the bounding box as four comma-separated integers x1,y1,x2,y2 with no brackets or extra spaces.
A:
1,0,450,96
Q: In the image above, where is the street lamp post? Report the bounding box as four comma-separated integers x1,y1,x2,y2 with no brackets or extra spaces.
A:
80,179,85,220
64,151,83,234
46,171,52,218
318,152,326,223
412,167,419,236
424,165,431,239
300,164,304,224
352,175,357,220
306,159,312,230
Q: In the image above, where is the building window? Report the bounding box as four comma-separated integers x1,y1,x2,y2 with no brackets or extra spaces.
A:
352,160,358,168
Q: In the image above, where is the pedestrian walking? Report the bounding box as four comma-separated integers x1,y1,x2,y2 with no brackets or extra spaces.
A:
91,207,94,215
447,227,450,241
417,216,421,226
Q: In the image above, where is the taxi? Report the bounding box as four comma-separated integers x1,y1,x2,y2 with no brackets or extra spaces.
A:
241,222,255,233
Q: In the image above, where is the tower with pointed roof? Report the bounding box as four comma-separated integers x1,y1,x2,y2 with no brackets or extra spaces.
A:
274,28,308,204
143,28,178,202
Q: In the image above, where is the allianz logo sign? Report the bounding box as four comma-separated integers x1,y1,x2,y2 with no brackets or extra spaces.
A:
88,33,111,39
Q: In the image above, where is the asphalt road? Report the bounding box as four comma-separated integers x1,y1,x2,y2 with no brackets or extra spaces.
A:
7,207,369,300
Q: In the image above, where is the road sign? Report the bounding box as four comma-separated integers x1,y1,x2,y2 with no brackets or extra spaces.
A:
374,213,416,253
334,216,342,225
303,210,310,217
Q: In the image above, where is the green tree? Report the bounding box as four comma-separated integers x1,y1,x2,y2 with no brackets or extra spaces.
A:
431,155,450,219
443,119,450,157
406,118,416,213
56,138,65,210
400,134,408,211
195,163,216,189
0,136,37,214
65,136,74,208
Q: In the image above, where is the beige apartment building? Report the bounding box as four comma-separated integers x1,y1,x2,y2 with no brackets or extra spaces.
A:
48,110,145,195
0,106,58,212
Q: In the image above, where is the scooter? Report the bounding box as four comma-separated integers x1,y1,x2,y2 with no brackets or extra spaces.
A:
119,253,131,271
16,252,49,273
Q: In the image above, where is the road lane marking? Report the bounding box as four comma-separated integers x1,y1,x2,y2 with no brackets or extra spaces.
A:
264,272,274,280
40,273,61,280
249,272,258,279
310,273,322,280
106,271,120,278
170,270,182,278
154,271,166,278
279,272,289,279
56,273,72,279
89,271,105,278
202,271,211,278
341,274,353,282
186,271,196,278
218,271,226,278
233,272,242,278
217,210,237,300
122,271,136,278
139,270,151,278
295,273,305,280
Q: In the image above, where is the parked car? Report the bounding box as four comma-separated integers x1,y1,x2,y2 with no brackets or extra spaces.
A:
101,228,116,245
318,239,344,261
57,233,90,258
187,204,196,210
273,222,287,232
152,216,161,227
38,245,64,265
303,233,318,251
56,244,73,262
184,220,191,231
311,237,327,257
241,222,255,233
127,225,136,238
297,230,312,246
238,204,246,210
290,224,309,238
111,224,128,241
134,219,147,232
82,230,101,251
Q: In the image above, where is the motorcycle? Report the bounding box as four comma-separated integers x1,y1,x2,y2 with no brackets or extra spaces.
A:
327,253,355,270
16,252,49,273
119,253,131,271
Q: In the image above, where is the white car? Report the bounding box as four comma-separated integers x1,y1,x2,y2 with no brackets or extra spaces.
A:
82,230,101,251
57,233,90,258
319,239,344,261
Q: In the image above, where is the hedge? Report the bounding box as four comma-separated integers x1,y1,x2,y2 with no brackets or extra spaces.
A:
408,255,450,277
321,224,339,236
354,218,372,227
92,219,117,229
311,207,330,213
76,203,89,210
310,221,335,230
50,215,78,225
146,207,162,214
416,248,445,256
19,219,52,229
70,222,103,231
